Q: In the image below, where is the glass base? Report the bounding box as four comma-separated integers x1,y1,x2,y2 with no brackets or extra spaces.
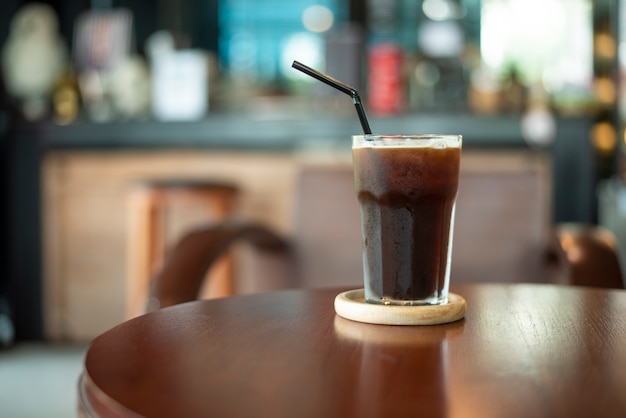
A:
366,295,449,306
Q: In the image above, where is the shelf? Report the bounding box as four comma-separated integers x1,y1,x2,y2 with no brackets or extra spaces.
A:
22,113,592,151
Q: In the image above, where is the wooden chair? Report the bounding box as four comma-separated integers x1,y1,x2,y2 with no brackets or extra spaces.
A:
126,179,239,317
147,151,624,311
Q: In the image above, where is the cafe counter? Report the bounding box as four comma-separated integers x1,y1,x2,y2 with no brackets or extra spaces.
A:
6,113,597,341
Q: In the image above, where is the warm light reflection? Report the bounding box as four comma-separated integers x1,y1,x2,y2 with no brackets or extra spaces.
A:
334,316,458,417
594,76,617,105
595,32,617,60
592,121,617,154
566,246,584,263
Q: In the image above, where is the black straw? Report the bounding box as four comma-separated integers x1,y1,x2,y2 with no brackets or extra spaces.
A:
292,60,372,134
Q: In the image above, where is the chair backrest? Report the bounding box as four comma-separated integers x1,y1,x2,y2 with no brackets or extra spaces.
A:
293,164,363,288
452,151,552,283
291,150,553,288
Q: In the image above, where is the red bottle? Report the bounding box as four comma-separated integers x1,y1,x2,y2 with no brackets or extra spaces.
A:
367,43,405,115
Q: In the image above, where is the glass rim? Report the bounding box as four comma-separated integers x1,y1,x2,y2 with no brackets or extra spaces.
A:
352,134,462,140
352,134,462,148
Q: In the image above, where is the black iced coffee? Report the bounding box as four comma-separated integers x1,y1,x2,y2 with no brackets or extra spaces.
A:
352,135,462,305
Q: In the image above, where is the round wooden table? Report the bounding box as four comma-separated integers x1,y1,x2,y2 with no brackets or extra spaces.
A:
79,283,626,418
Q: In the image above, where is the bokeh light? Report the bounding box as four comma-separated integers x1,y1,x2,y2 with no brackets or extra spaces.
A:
302,5,334,33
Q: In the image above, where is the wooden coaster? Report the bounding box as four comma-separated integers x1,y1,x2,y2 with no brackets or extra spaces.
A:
334,289,466,326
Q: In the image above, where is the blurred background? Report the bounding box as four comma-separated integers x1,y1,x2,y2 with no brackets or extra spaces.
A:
0,0,625,346
2,0,626,415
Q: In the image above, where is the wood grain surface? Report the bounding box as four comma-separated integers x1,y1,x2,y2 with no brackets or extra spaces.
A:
80,283,626,418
